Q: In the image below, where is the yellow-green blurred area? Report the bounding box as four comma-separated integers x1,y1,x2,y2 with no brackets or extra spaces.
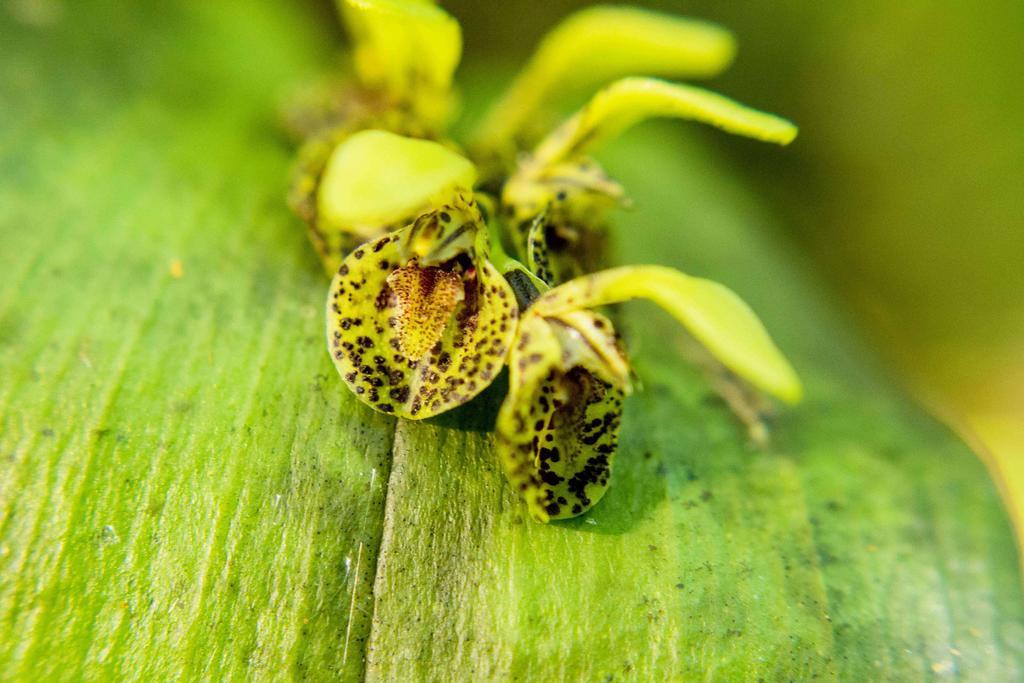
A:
447,0,1024,544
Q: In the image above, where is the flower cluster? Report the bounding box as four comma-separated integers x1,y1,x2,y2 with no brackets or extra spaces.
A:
286,0,802,522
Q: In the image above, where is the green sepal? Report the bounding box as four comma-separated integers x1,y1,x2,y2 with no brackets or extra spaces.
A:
533,77,798,166
473,6,735,151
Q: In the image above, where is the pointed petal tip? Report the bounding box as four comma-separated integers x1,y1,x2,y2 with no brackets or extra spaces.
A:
772,121,799,146
776,371,804,405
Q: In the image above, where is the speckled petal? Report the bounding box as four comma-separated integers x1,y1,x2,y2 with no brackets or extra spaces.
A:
503,160,622,284
496,313,626,522
525,214,554,284
504,159,623,229
327,219,517,419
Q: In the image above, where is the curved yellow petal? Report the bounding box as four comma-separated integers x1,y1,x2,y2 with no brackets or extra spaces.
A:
317,130,477,240
326,206,516,419
534,77,799,165
341,0,461,110
497,314,624,522
533,265,803,404
474,6,735,147
548,310,631,388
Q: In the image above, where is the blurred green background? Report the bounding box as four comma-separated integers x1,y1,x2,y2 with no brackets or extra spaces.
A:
447,0,1024,539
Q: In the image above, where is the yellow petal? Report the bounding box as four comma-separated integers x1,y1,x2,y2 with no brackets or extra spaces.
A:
534,77,799,166
474,6,735,147
316,130,477,239
341,0,461,103
532,265,803,404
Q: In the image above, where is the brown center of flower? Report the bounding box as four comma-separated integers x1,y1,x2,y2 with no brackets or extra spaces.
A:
386,263,465,361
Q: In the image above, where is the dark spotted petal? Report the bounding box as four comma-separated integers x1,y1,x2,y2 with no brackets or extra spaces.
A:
525,214,554,284
327,226,517,419
504,158,624,233
496,314,625,522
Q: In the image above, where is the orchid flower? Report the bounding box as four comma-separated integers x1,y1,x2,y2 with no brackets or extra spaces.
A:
288,0,753,276
497,266,802,521
325,136,516,418
287,1,805,521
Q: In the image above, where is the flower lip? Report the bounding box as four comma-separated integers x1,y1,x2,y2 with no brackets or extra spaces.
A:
327,199,518,420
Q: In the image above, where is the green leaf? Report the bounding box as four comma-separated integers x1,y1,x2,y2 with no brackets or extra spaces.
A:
1,3,1021,682
0,4,392,680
